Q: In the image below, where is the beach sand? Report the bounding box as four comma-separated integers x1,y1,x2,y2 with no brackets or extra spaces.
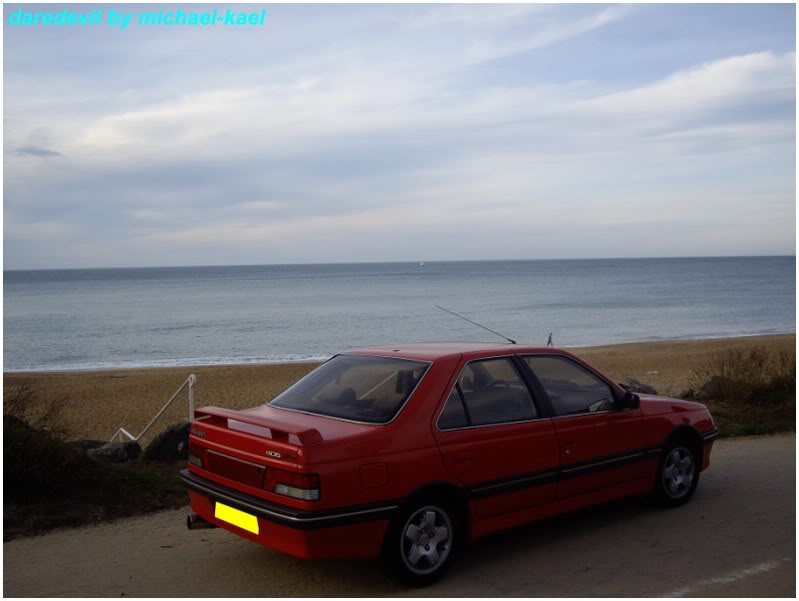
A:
4,334,794,443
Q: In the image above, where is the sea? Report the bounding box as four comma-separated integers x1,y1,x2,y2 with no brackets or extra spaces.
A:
3,257,795,372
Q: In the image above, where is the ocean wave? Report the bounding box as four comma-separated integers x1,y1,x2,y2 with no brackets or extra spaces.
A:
5,354,333,373
6,326,796,373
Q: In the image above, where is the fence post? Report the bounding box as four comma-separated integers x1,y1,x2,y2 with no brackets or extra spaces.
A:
188,374,196,421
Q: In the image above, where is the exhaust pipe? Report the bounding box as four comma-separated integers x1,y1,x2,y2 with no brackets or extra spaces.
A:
187,513,217,530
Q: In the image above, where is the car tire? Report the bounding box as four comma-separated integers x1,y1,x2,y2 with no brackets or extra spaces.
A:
382,496,458,586
653,441,700,507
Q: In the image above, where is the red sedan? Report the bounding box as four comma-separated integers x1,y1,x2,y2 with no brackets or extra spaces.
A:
182,342,718,585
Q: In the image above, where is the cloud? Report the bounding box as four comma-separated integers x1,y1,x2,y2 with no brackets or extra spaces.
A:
585,51,795,118
426,4,634,68
2,4,795,268
405,4,548,28
12,145,62,158
4,220,74,238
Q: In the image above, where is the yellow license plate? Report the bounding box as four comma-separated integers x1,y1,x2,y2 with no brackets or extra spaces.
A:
214,502,259,535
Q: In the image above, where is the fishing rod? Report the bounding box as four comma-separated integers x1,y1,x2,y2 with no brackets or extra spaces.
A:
435,305,517,345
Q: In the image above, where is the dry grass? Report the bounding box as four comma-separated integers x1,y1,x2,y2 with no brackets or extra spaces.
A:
682,346,795,437
576,334,795,396
3,384,66,436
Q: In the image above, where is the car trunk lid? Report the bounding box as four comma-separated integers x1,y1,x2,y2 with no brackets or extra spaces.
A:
188,405,375,490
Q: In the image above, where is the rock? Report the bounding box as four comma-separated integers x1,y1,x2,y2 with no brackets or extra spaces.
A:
622,378,658,395
88,441,142,463
144,422,190,462
69,439,106,452
3,414,28,430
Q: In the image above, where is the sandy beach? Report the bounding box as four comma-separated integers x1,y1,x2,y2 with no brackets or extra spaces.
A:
4,334,794,443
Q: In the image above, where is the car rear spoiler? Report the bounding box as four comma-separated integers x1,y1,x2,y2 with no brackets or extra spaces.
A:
194,406,323,446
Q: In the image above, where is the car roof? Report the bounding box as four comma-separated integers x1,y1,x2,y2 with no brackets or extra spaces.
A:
347,341,559,362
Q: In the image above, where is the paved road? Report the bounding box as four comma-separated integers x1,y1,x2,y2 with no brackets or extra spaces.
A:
4,435,795,597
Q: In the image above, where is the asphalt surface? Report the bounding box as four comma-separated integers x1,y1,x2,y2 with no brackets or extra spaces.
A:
4,434,796,597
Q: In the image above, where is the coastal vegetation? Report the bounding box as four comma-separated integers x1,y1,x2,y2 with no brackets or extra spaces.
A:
681,346,796,437
4,413,187,540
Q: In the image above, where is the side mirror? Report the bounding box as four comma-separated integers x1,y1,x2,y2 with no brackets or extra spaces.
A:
618,390,640,410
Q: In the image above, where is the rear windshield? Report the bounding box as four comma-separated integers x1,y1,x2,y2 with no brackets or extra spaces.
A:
269,355,429,424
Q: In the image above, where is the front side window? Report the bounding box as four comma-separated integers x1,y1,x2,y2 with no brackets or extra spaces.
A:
523,355,615,416
270,355,429,424
438,357,537,429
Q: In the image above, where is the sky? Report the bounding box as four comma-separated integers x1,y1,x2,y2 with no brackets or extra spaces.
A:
3,3,796,269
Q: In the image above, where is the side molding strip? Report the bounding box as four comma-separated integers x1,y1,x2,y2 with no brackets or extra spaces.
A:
468,448,662,498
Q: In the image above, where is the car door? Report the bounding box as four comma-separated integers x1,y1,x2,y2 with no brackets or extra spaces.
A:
520,354,646,499
433,356,559,522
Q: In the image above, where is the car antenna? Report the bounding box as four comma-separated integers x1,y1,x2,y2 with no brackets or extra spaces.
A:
435,305,517,344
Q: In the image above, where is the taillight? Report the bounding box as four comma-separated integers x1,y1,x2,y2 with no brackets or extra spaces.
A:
188,443,205,468
266,469,320,501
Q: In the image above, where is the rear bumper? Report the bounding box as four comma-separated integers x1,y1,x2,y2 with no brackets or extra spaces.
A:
181,469,394,559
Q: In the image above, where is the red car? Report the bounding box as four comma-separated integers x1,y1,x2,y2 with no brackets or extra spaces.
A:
182,342,718,584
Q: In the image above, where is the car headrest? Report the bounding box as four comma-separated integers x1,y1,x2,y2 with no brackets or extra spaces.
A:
316,385,356,404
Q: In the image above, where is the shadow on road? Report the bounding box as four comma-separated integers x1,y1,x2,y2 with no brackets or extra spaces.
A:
233,494,660,596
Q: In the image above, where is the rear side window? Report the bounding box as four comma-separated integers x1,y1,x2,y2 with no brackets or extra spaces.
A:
523,355,615,416
270,355,429,424
438,357,537,429
437,388,469,429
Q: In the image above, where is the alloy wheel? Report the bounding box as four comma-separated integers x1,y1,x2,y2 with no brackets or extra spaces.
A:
662,446,695,499
400,505,452,575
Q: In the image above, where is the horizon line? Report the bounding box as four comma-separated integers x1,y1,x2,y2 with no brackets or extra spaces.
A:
3,254,796,272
